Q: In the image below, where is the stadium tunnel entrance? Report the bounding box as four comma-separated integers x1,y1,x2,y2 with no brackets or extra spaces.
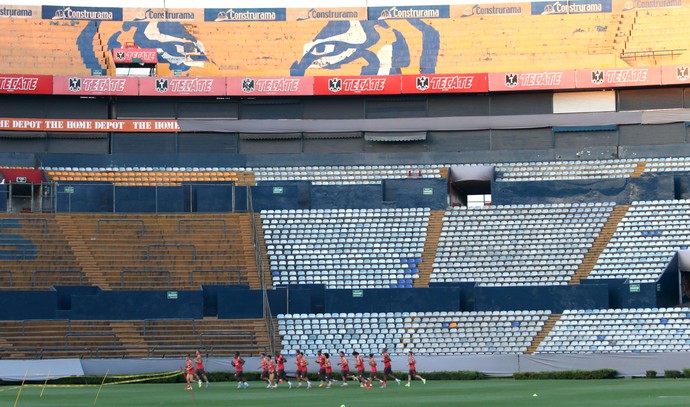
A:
448,165,493,207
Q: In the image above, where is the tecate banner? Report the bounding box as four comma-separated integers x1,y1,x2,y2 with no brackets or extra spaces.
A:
227,76,314,96
575,67,661,88
139,77,226,96
401,73,488,94
0,74,53,94
313,75,401,95
488,70,576,91
52,76,138,95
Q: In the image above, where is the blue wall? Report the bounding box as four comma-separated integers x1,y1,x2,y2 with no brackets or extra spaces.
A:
492,174,675,206
473,284,610,313
324,287,461,313
56,183,113,212
69,290,203,320
0,291,57,319
312,185,382,209
657,255,680,308
0,184,7,212
384,178,447,209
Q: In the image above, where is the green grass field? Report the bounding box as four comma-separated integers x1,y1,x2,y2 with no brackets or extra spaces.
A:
3,379,690,407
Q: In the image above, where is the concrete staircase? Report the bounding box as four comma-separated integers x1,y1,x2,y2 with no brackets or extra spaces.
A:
54,214,110,289
631,161,647,178
414,210,445,288
108,321,148,357
526,313,560,354
570,205,629,284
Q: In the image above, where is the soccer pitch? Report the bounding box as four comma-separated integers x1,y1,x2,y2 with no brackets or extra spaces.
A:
3,379,690,406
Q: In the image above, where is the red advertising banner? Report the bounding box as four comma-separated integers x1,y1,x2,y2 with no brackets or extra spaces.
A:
401,73,488,94
0,118,180,132
112,48,158,64
0,74,53,94
313,75,401,95
575,67,662,89
227,76,313,96
661,64,690,85
488,70,576,91
139,76,226,96
53,76,138,96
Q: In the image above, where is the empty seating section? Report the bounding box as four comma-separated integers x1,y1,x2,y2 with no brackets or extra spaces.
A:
59,214,259,289
589,200,689,282
253,165,443,185
38,157,690,188
537,308,690,353
428,13,624,73
432,203,613,286
0,215,82,289
623,8,690,63
278,310,549,356
0,318,270,359
644,157,690,173
262,208,429,288
0,19,97,76
44,167,251,186
495,160,639,182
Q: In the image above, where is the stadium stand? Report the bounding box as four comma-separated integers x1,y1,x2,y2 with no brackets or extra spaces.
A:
431,203,613,286
0,19,100,76
262,208,429,288
0,318,271,359
536,308,690,353
278,310,551,356
0,213,260,290
589,200,690,283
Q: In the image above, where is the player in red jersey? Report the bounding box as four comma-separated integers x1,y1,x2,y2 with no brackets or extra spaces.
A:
299,351,312,389
338,351,358,387
195,350,210,388
366,353,382,388
275,352,292,389
184,354,195,390
323,352,334,388
405,350,426,387
259,352,271,388
266,356,277,389
381,348,401,388
232,351,248,389
316,350,327,387
352,351,366,387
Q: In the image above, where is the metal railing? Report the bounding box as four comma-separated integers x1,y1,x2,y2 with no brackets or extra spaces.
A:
621,48,686,60
248,186,277,356
97,218,145,235
33,270,83,287
189,270,242,285
178,218,227,235
121,270,171,288
145,243,197,260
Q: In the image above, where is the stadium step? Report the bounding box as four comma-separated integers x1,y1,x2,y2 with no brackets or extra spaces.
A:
108,321,148,358
54,214,111,289
414,210,444,288
254,213,271,290
569,205,630,284
526,313,560,354
630,161,647,178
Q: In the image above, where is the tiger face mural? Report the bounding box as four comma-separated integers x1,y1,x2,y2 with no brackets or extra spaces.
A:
80,21,211,74
290,19,439,76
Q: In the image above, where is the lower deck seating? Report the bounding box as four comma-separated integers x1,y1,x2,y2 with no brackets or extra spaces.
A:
589,200,689,282
536,308,690,353
278,310,549,356
0,318,270,359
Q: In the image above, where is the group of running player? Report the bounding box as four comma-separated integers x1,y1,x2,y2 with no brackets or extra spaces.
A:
184,350,210,389
231,348,426,390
